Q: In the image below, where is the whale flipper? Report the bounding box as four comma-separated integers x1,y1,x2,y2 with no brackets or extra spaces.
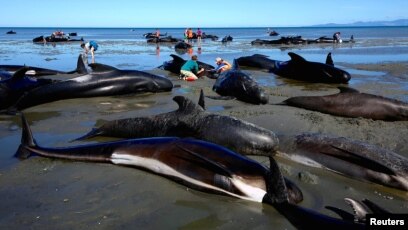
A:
71,128,105,142
176,144,233,177
324,145,396,176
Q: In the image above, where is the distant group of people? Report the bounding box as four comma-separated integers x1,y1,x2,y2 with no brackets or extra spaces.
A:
184,28,202,43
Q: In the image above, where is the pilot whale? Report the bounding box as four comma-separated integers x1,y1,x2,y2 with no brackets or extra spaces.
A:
17,114,372,229
1,55,173,113
0,65,74,76
278,133,408,191
74,92,279,156
212,60,268,104
236,52,351,84
279,87,408,121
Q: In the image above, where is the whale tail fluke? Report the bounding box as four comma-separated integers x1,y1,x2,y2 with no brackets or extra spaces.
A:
15,113,37,159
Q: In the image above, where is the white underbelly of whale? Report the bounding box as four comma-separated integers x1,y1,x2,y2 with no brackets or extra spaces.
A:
111,153,266,202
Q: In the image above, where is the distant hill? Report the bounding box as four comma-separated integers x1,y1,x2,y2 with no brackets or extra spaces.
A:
312,19,408,27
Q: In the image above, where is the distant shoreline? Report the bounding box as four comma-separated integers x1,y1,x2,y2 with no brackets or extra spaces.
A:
1,25,408,29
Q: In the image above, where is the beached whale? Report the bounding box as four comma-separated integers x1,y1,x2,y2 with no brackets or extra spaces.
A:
74,92,279,156
16,113,371,229
143,32,168,39
221,35,233,43
236,52,351,83
278,133,408,191
316,35,355,43
160,54,215,78
32,35,84,43
212,60,268,104
174,41,192,49
147,36,182,43
0,65,69,76
279,87,408,121
251,36,312,45
0,62,82,76
0,68,58,111
0,55,173,113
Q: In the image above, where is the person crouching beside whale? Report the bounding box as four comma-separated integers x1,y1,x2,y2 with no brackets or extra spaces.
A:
81,40,99,64
208,57,232,78
180,55,204,81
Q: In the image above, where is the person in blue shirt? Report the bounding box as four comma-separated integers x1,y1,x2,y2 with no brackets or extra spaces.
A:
180,55,204,81
81,41,99,63
214,57,231,73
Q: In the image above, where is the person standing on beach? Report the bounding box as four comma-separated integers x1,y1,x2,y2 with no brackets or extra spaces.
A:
196,28,202,42
180,55,204,81
81,40,99,64
187,28,193,43
184,28,189,42
155,28,160,42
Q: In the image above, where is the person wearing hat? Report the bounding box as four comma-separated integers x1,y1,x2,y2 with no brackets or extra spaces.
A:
214,57,232,73
180,55,204,81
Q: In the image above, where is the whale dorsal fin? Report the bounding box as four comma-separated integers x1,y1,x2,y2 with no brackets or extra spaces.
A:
88,63,119,72
198,89,206,110
170,54,185,63
264,157,289,204
338,87,359,94
288,52,307,63
76,54,88,74
11,67,30,81
326,52,334,66
361,199,390,214
173,96,204,113
325,206,355,222
232,59,240,70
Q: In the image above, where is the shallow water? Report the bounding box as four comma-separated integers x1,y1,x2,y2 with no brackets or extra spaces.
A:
0,27,408,229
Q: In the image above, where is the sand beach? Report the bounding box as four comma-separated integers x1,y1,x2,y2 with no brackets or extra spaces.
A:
0,27,407,229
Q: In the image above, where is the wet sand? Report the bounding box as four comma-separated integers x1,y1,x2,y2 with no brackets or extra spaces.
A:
0,62,408,229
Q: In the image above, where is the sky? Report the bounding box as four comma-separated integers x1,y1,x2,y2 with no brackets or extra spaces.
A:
2,0,407,27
